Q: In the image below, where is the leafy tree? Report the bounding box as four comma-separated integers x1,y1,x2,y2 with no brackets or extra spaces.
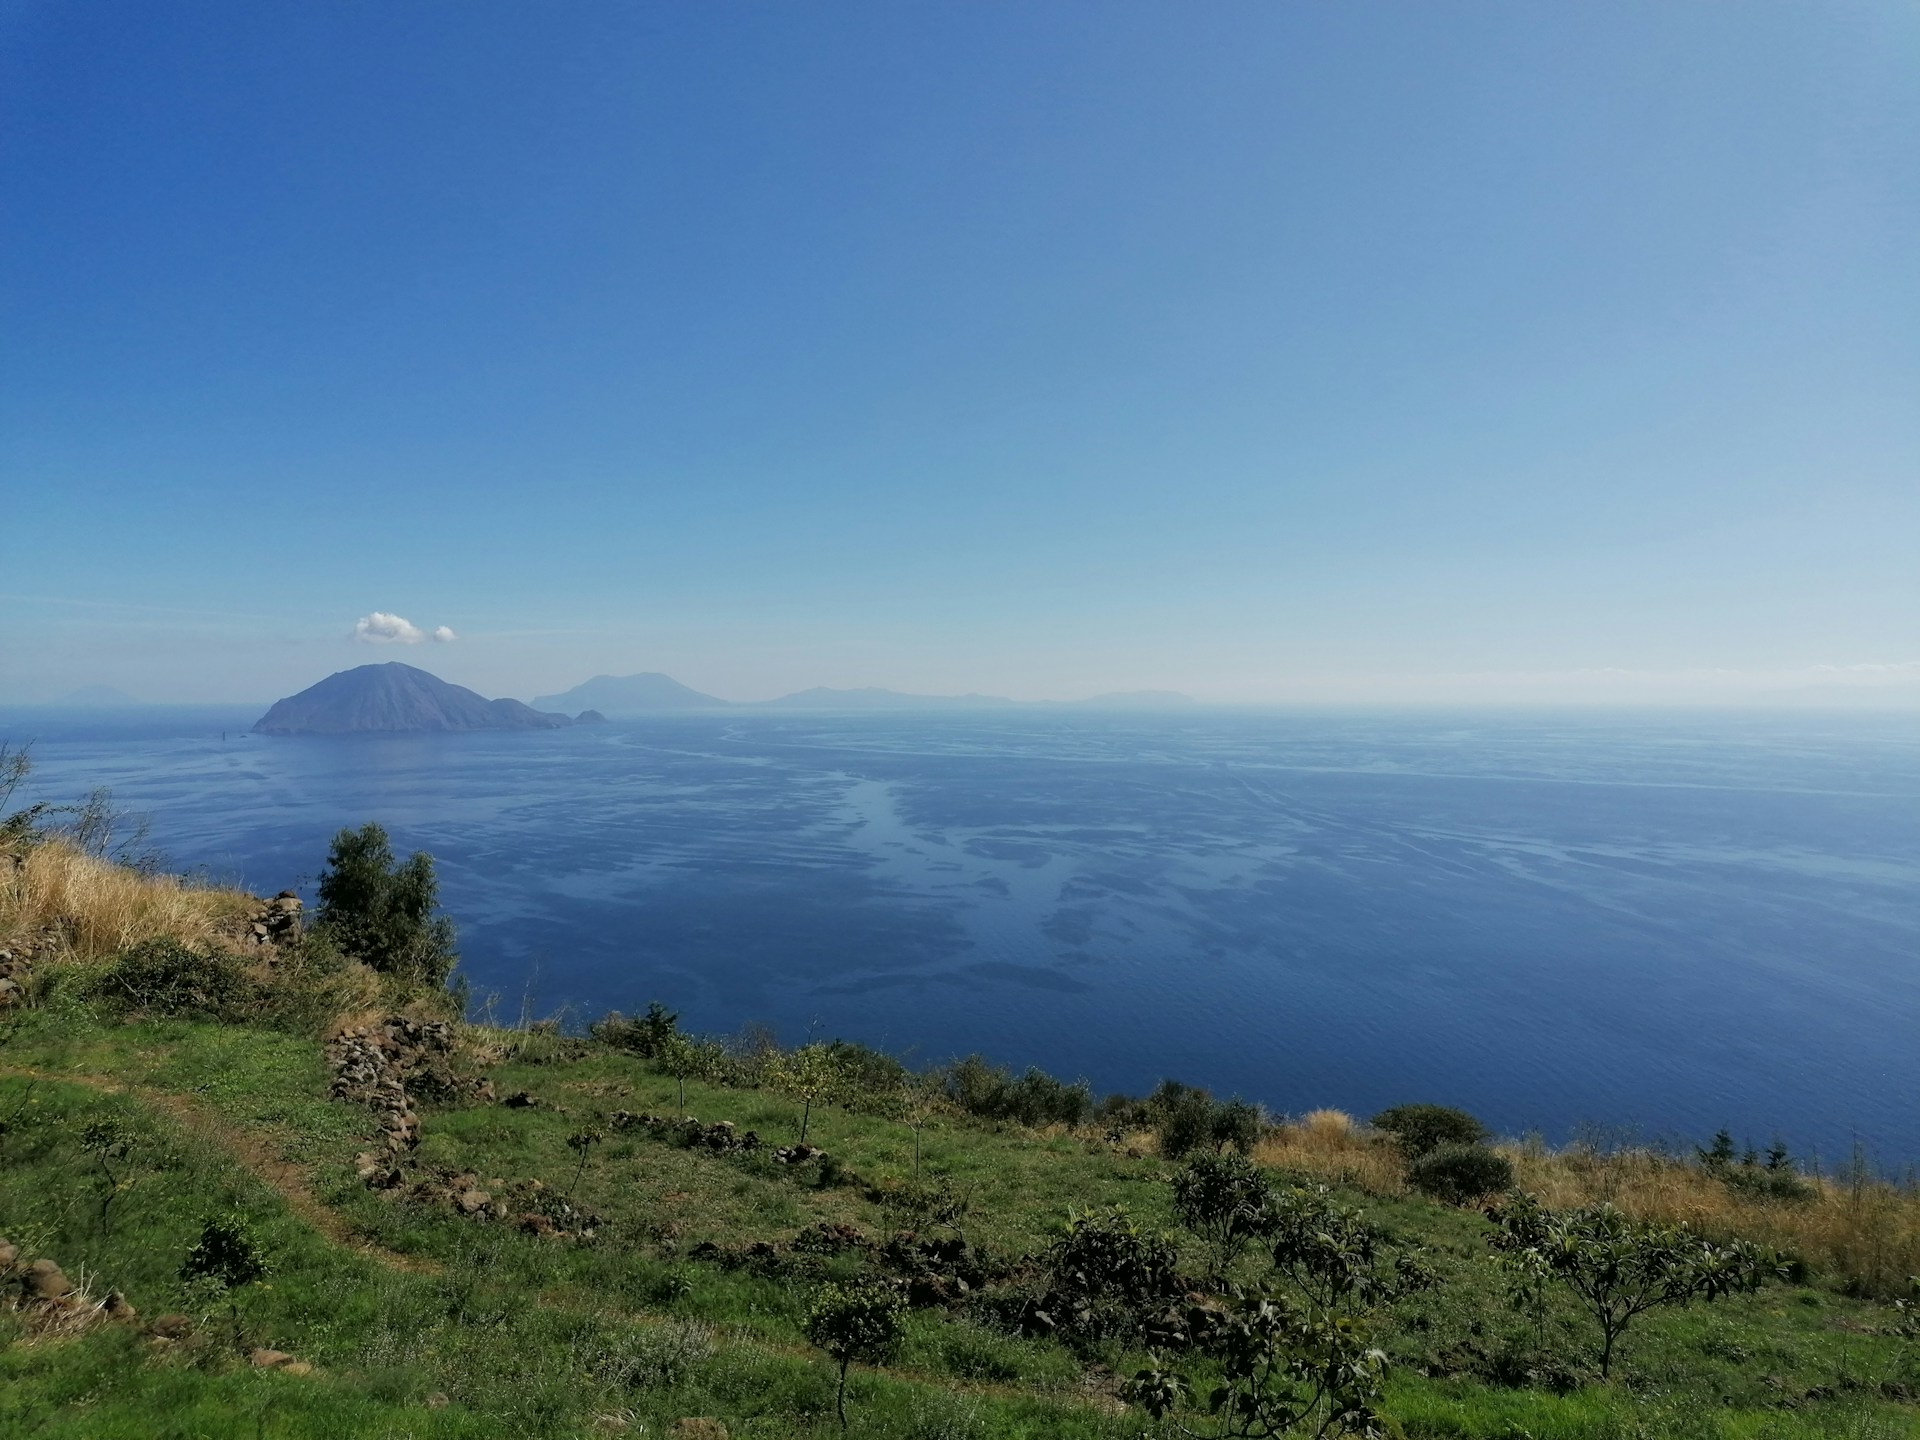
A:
314,822,458,986
1125,1291,1390,1439
655,1031,724,1110
1265,1184,1430,1316
770,1042,849,1143
1043,1205,1186,1343
1490,1194,1781,1378
1406,1143,1514,1205
182,1210,272,1350
1369,1104,1487,1158
1152,1081,1261,1159
803,1279,905,1429
1173,1152,1276,1282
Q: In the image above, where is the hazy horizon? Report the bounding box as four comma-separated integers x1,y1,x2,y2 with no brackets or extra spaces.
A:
4,4,1915,708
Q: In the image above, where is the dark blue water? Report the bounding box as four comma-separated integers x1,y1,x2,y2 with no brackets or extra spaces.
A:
5,706,1917,1166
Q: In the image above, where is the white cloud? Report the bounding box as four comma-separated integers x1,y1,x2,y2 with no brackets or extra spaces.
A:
351,612,427,645
431,625,457,643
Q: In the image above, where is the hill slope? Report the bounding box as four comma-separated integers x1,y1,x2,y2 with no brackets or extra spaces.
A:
254,663,572,734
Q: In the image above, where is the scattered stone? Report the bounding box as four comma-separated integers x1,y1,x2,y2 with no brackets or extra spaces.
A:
669,1421,729,1440
280,1361,315,1377
425,1392,451,1409
0,977,22,1008
147,1314,194,1340
102,1291,137,1322
0,1241,18,1271
243,892,302,947
20,1259,70,1301
503,1091,539,1108
517,1212,559,1238
250,1347,296,1368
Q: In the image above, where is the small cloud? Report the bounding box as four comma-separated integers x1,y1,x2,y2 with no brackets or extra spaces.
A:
431,625,457,643
352,612,426,645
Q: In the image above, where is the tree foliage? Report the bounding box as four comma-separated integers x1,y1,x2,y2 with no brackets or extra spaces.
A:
1489,1194,1781,1378
1126,1291,1390,1439
314,822,458,986
1369,1104,1487,1157
803,1279,905,1428
1406,1142,1514,1205
1173,1152,1277,1281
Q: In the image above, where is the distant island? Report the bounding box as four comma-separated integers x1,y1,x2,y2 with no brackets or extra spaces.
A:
531,672,727,713
254,663,580,734
531,671,1195,716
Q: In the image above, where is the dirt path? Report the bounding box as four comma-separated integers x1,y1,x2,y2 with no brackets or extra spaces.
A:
0,1062,441,1275
0,1062,1124,1415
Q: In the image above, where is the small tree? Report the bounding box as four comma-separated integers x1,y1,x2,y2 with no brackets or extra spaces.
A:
655,1031,724,1111
566,1127,604,1197
771,1043,847,1144
1044,1205,1187,1343
78,1116,134,1234
1125,1290,1390,1439
181,1210,271,1350
314,822,458,986
1490,1194,1780,1379
803,1279,905,1429
1265,1184,1430,1316
1173,1152,1275,1282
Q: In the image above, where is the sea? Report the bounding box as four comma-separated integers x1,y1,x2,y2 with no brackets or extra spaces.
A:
4,705,1917,1168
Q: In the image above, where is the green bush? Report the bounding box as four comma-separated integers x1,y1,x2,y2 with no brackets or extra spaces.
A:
314,821,458,986
87,938,256,1022
938,1055,1090,1129
1148,1080,1260,1159
1408,1142,1514,1204
1371,1102,1488,1156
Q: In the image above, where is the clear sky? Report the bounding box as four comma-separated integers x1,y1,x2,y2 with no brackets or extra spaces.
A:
3,2,1915,706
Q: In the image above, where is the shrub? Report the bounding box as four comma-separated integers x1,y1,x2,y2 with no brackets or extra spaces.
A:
1408,1143,1515,1205
590,1000,680,1057
87,938,256,1021
1149,1080,1261,1159
1371,1103,1488,1157
1171,1152,1275,1280
314,822,457,986
1042,1206,1185,1343
937,1055,1090,1129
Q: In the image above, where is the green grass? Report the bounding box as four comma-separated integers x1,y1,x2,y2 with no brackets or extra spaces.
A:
2,1006,1917,1439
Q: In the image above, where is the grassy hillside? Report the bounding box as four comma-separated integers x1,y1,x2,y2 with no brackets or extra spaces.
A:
3,819,1918,1439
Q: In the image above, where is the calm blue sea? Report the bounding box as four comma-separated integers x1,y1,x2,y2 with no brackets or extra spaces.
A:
5,706,1917,1167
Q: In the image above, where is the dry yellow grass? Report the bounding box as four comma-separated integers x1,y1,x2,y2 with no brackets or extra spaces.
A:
1256,1110,1408,1195
0,839,253,962
1503,1144,1920,1297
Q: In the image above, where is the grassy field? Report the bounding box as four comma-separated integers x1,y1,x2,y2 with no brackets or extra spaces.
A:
3,829,1919,1438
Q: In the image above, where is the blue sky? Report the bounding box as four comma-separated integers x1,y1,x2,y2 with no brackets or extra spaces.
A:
3,1,1915,705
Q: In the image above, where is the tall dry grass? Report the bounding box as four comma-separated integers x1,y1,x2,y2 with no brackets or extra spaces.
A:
1256,1109,1408,1195
1247,1106,1920,1296
1504,1144,1920,1298
0,840,253,961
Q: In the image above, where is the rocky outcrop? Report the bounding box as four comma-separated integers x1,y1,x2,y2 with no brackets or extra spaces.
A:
329,1015,494,1160
245,891,303,948
2,1238,139,1339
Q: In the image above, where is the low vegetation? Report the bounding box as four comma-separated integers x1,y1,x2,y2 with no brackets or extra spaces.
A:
2,759,1919,1437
